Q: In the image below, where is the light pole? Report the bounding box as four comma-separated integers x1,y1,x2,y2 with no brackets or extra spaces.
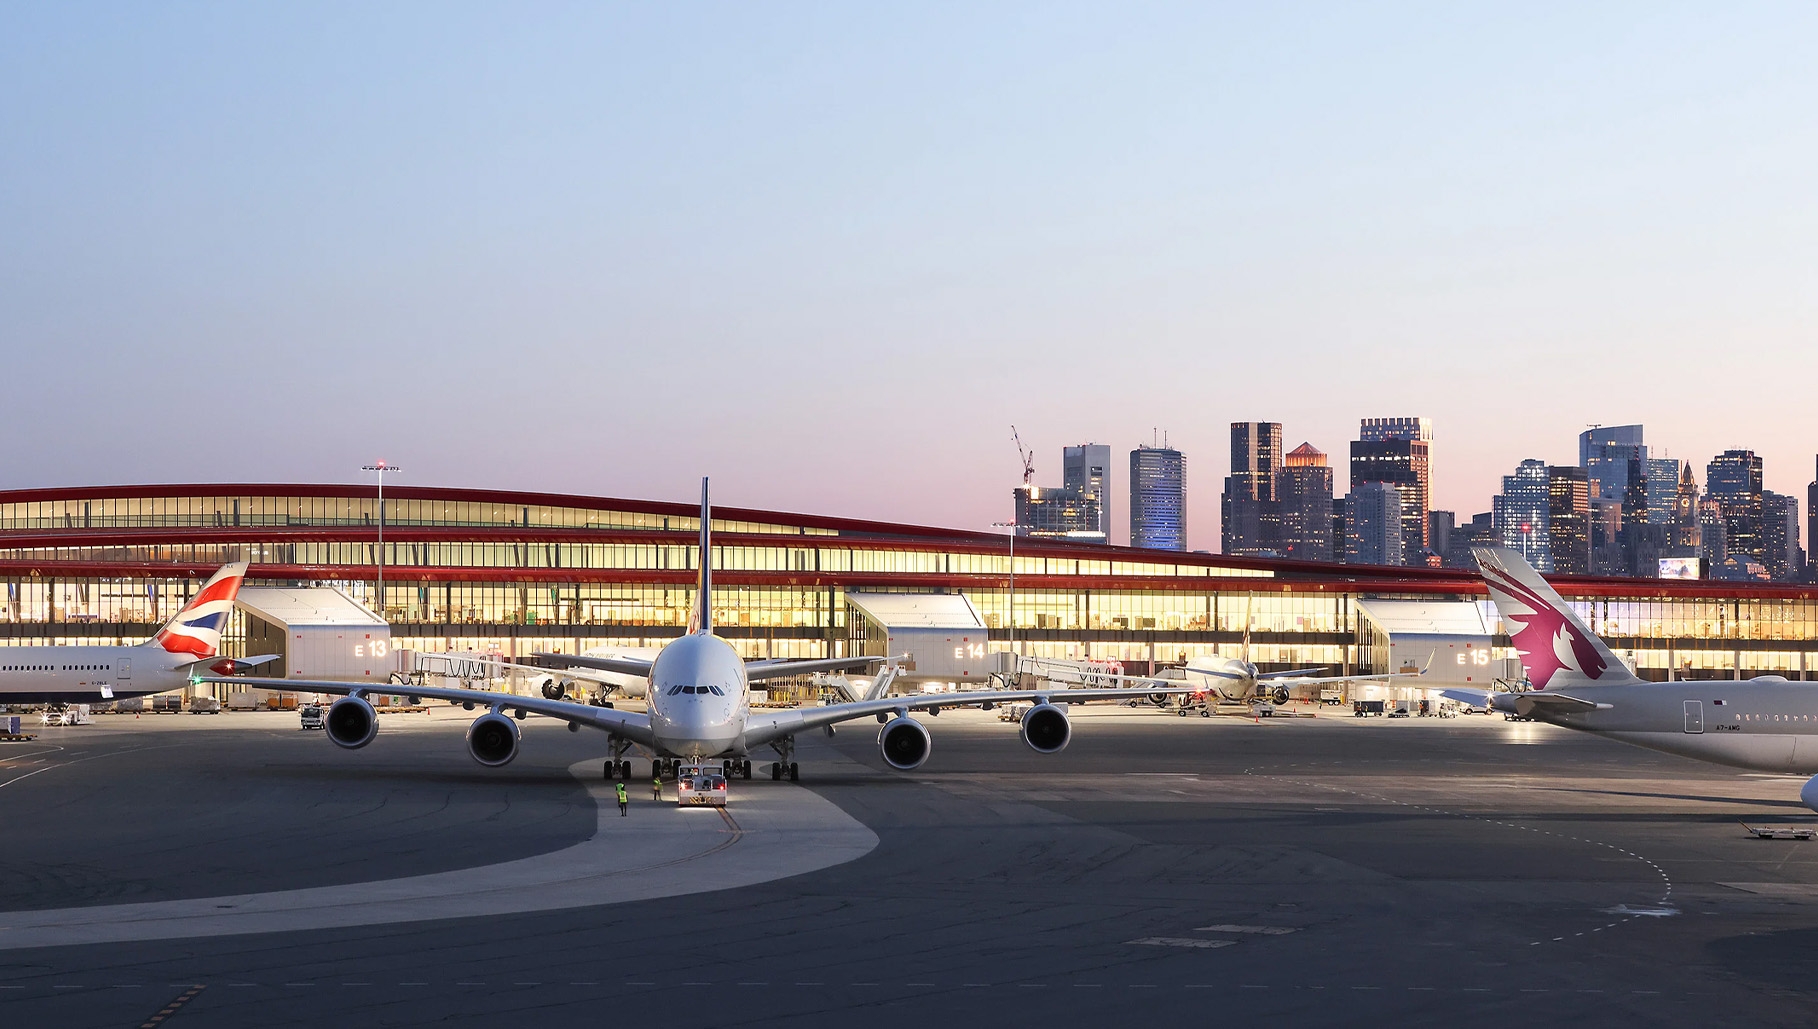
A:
991,521,1019,663
362,462,400,617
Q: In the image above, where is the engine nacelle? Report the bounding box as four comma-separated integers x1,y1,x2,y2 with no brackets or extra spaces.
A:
878,716,932,771
325,696,378,749
539,677,568,701
1020,703,1071,754
467,712,521,767
1270,686,1291,705
1801,774,1818,814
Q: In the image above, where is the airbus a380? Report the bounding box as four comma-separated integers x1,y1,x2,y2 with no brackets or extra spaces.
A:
1461,546,1818,812
208,480,1195,785
0,562,272,705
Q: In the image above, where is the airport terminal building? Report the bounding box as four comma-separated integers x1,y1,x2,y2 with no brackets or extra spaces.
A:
4,483,1818,688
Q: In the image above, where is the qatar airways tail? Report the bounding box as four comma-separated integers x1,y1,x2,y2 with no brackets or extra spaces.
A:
0,562,273,705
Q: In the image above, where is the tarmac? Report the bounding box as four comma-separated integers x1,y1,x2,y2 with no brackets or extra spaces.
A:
4,703,1818,1027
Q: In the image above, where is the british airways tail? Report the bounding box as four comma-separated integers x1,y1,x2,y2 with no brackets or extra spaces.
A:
687,478,713,634
1472,546,1641,691
148,561,250,659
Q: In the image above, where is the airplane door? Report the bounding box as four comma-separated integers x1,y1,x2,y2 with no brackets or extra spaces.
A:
119,658,131,681
1683,700,1704,734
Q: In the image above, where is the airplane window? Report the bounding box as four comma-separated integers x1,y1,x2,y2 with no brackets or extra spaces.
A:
667,685,685,696
708,685,724,696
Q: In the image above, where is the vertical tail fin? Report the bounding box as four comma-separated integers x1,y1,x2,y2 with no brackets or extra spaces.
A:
150,561,249,659
688,478,712,634
1473,546,1640,690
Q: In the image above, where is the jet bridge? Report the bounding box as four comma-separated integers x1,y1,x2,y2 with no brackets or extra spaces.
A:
233,586,394,690
1353,599,1519,691
845,592,993,684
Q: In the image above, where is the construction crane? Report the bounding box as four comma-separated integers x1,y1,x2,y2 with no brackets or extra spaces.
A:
1010,425,1034,486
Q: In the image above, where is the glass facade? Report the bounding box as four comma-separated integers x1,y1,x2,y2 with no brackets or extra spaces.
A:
3,485,1818,680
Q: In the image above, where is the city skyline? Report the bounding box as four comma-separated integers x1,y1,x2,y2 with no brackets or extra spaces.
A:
4,5,1817,548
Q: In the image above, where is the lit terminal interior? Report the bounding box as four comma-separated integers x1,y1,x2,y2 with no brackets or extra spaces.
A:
5,485,1818,687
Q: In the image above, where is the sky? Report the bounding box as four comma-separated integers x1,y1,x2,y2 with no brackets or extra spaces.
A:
3,2,1815,547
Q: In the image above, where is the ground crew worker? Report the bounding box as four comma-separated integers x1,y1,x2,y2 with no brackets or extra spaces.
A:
653,773,662,801
615,781,628,816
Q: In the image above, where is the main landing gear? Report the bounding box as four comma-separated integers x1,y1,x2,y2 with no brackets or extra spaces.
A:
603,735,635,780
767,736,799,781
718,759,753,780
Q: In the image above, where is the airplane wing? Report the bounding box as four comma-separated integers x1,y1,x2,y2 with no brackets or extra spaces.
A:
531,653,654,678
197,676,657,745
1256,667,1328,680
742,684,1198,748
743,655,891,681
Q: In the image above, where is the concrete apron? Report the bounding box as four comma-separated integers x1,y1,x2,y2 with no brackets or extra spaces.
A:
0,759,878,950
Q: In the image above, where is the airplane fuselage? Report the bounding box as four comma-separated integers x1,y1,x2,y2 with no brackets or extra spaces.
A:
646,633,750,759
0,644,190,704
1520,679,1818,773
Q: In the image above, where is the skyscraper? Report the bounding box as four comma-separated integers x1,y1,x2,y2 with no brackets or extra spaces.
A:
1547,465,1592,575
1062,444,1112,541
1357,417,1433,562
1645,457,1682,525
1580,425,1647,509
1493,459,1553,572
1275,442,1333,563
1762,491,1800,582
1706,450,1765,566
1130,444,1185,551
1344,482,1404,566
1808,457,1818,580
1222,422,1282,556
1013,485,1104,541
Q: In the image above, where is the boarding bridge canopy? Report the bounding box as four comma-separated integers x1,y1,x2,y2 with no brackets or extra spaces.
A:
236,586,393,683
845,592,993,683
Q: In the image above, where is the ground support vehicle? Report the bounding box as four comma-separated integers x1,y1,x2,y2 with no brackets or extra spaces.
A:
676,763,729,807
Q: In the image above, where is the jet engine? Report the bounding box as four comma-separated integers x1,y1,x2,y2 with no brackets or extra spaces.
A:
466,712,520,767
878,716,932,770
325,696,378,750
1269,685,1291,706
1802,775,1818,814
1019,703,1071,754
539,677,572,701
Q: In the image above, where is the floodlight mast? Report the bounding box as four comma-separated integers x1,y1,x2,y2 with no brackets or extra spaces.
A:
361,462,401,616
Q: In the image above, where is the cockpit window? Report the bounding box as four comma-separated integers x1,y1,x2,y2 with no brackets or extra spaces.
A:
707,685,724,696
667,684,686,696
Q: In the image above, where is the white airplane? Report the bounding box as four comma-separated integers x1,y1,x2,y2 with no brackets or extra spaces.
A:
207,480,1196,786
1108,614,1419,705
1456,547,1818,812
511,645,886,704
0,563,273,705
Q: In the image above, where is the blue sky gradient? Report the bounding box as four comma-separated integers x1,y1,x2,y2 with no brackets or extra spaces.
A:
4,3,1814,545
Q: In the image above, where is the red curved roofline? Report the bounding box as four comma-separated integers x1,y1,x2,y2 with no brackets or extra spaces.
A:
0,484,1811,600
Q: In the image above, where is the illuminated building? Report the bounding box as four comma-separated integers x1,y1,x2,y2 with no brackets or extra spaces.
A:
1356,417,1432,563
1707,450,1765,567
1222,422,1281,557
1493,459,1553,572
1762,491,1800,582
1061,444,1112,542
1547,466,1592,575
1344,482,1404,567
1275,443,1334,563
7,483,1818,687
1130,445,1185,551
1013,485,1104,543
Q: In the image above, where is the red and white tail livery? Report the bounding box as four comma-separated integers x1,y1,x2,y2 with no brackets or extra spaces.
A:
151,561,249,659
